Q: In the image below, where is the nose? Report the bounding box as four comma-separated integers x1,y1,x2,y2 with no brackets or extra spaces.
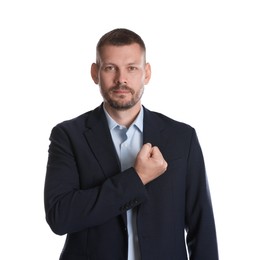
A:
115,69,127,85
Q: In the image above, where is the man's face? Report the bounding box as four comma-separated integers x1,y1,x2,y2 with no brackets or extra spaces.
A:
91,43,151,110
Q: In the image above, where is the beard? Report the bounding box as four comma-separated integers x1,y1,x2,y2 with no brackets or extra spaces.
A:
101,84,144,111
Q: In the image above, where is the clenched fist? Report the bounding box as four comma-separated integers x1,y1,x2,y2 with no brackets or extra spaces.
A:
134,143,168,185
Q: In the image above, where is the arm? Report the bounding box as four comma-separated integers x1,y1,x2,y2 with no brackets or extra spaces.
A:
44,125,147,235
185,129,219,260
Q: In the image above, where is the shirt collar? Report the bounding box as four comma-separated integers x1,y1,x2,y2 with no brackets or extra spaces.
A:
103,105,143,133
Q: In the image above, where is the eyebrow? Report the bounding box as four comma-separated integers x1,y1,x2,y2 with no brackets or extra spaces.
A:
102,62,141,66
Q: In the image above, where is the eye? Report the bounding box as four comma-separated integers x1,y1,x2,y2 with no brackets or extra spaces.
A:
104,65,116,72
128,66,137,71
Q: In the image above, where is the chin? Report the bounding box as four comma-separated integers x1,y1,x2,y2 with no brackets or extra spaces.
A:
109,100,136,110
111,103,134,110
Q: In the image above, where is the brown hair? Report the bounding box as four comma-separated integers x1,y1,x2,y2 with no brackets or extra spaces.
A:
96,28,146,64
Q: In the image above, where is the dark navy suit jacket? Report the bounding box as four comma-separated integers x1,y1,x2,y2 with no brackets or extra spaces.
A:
44,104,219,260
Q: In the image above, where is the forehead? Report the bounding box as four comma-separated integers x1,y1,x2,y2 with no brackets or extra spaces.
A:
98,43,145,64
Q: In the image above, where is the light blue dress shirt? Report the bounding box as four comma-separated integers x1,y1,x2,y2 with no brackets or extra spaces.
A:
104,106,143,260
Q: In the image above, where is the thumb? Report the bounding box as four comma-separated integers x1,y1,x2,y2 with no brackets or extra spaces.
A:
139,143,152,158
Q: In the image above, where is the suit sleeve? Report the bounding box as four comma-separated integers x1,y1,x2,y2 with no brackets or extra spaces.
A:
185,129,219,260
44,125,147,235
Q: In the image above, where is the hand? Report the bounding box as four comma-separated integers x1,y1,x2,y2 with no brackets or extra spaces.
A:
134,143,168,185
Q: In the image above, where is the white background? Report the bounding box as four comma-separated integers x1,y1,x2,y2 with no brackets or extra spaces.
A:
0,0,256,259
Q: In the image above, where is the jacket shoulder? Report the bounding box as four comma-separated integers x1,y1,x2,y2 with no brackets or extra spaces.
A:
53,105,103,131
144,107,195,133
56,111,91,129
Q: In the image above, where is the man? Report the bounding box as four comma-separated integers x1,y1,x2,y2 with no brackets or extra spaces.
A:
44,28,219,260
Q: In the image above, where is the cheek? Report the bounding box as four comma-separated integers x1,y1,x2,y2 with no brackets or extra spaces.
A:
99,73,114,86
98,77,108,88
128,73,145,84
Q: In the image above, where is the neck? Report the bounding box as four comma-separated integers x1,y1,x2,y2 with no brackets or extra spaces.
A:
104,102,141,128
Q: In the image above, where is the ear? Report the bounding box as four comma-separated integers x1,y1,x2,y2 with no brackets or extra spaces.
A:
144,63,151,85
91,63,99,84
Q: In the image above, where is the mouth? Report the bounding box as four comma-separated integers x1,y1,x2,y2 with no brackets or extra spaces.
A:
113,89,130,94
111,85,133,95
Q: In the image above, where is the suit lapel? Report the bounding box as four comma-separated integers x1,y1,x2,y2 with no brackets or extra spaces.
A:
83,105,121,179
143,107,163,149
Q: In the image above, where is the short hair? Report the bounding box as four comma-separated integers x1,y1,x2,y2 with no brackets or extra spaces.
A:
96,28,146,64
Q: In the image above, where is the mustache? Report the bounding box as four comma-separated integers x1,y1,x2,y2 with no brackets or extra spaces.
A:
110,83,133,93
